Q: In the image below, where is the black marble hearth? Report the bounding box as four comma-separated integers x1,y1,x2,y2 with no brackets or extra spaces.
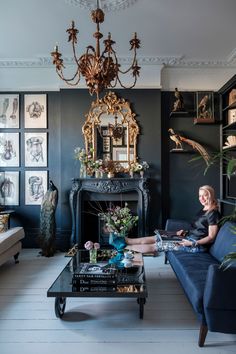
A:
69,178,150,247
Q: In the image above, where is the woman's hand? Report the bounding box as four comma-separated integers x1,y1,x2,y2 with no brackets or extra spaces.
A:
178,239,193,247
176,229,186,237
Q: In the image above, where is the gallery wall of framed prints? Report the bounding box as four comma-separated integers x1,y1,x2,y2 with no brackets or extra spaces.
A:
0,93,48,207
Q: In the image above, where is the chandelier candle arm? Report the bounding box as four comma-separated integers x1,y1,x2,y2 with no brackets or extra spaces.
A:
51,2,141,98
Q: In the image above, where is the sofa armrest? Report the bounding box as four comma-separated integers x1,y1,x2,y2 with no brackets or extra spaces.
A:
165,218,192,232
203,264,236,333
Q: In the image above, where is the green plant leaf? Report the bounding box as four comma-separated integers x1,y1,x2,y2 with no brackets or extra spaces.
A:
226,158,236,179
220,252,236,269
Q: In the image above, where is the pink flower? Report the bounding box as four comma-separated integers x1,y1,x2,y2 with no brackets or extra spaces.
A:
84,241,94,250
94,242,100,250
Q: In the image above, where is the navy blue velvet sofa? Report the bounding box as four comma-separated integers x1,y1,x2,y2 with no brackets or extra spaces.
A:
165,220,236,347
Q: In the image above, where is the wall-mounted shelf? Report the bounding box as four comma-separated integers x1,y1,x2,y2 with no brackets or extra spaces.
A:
218,198,236,206
193,117,215,125
169,111,190,118
170,149,195,153
222,122,236,130
222,101,236,112
219,75,236,208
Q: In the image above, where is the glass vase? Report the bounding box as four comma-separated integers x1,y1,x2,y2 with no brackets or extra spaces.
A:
89,248,97,263
109,233,127,253
80,163,87,178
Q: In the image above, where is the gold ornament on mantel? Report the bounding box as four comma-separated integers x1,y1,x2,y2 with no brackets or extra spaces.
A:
51,0,141,99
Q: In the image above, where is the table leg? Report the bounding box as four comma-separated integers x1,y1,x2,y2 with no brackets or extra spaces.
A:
55,297,66,318
137,297,146,319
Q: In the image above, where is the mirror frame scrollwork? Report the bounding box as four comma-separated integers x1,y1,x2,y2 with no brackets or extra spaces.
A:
82,91,139,171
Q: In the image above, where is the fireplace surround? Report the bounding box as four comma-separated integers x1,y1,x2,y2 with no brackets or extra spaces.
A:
69,178,150,247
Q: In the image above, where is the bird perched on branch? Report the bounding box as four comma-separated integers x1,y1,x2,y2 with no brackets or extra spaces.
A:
168,128,210,166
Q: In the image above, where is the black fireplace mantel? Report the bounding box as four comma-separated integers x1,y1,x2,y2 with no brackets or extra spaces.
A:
69,178,150,246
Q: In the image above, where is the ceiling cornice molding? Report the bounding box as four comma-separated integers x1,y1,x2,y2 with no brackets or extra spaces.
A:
65,0,138,11
1,54,236,69
226,48,236,63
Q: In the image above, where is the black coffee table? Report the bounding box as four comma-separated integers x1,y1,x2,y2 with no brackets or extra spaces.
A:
47,249,148,319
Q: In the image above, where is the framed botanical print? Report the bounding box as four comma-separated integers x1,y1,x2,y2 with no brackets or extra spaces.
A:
0,94,19,128
0,132,20,167
24,132,47,167
0,171,19,206
24,94,47,128
25,170,48,205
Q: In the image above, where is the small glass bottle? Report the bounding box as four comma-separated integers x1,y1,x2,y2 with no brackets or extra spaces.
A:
89,248,97,263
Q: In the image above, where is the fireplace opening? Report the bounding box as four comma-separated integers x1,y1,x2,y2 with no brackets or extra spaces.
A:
82,199,139,247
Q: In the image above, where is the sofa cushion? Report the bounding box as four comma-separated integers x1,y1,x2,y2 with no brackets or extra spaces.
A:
0,214,9,233
0,227,25,255
167,251,219,318
209,221,236,263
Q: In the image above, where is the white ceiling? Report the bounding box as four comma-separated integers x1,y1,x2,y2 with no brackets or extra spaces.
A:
0,0,236,91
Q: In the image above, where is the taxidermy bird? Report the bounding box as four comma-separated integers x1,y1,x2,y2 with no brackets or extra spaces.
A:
168,128,210,166
172,87,185,112
38,180,58,257
168,128,183,150
198,95,211,118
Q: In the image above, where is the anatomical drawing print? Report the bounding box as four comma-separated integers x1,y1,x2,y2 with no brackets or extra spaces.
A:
0,171,19,206
24,94,47,128
0,95,19,128
24,132,47,167
0,133,19,167
25,170,47,205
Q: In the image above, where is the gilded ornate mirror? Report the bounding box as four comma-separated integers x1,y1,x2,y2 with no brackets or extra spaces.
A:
82,92,139,171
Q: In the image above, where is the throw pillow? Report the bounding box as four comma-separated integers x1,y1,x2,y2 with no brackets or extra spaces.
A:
0,214,9,233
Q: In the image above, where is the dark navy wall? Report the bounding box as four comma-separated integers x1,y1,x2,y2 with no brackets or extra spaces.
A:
161,91,220,223
59,89,162,244
6,88,220,249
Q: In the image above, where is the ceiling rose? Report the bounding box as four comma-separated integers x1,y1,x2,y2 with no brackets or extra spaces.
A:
65,0,138,12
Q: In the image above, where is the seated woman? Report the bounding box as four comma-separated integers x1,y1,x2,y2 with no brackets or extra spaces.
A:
125,185,221,254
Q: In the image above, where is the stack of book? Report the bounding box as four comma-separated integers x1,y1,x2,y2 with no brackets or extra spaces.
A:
72,262,117,292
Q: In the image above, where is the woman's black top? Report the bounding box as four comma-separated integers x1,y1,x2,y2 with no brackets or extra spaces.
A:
189,208,221,241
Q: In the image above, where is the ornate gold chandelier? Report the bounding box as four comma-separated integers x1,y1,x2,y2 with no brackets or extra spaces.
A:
51,0,141,99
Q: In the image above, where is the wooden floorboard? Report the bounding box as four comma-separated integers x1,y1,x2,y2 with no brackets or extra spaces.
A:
0,249,235,354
